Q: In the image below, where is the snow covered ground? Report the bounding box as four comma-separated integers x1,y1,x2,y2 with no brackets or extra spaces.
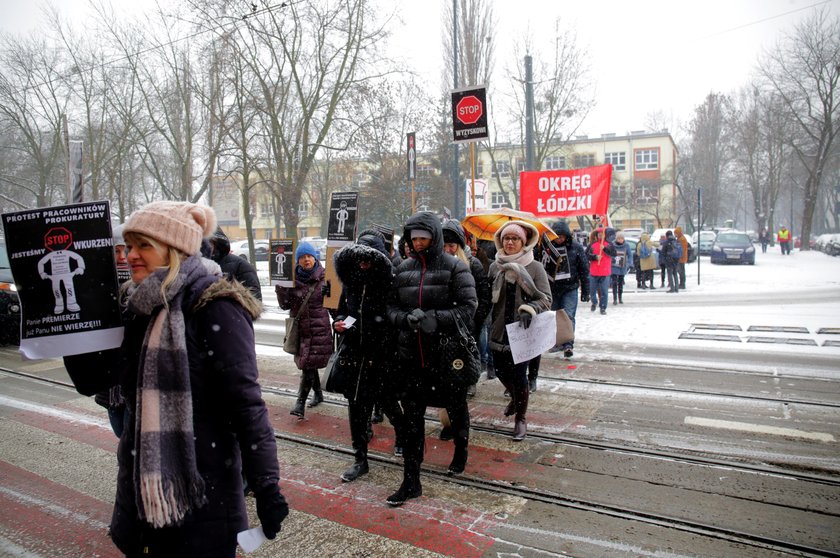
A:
256,247,840,366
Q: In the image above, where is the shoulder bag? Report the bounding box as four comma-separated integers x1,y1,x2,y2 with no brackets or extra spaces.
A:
435,312,481,390
283,284,317,355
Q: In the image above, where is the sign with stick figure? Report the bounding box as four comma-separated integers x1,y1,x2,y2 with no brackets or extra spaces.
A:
327,191,359,247
1,201,124,359
270,239,295,287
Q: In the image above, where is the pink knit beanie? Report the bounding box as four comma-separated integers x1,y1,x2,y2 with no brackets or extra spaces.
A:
499,222,527,243
124,201,217,256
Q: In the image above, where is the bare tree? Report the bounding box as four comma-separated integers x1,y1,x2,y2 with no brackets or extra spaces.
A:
0,34,69,209
758,7,840,250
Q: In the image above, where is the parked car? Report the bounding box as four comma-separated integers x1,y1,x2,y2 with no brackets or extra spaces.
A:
825,233,840,257
231,239,270,262
691,230,717,255
0,238,21,345
301,236,328,263
814,233,834,253
710,231,755,265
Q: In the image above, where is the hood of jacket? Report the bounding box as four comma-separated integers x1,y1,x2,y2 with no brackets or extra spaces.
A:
193,277,263,319
403,211,443,261
493,220,540,254
442,219,467,248
334,242,393,288
550,221,573,248
674,226,684,238
210,228,231,261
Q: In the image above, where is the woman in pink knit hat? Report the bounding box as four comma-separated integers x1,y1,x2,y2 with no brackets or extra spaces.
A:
63,201,288,557
487,220,552,441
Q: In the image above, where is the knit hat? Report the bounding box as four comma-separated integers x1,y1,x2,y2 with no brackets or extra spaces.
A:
124,201,217,256
357,229,388,256
112,224,125,247
410,228,433,240
295,241,319,262
499,222,527,243
665,230,674,238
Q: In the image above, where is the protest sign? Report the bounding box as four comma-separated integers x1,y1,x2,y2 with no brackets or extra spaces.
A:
505,311,557,364
327,192,359,247
1,201,123,359
269,239,295,287
520,164,612,218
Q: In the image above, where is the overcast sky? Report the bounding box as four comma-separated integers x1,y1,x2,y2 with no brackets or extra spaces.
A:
2,0,837,139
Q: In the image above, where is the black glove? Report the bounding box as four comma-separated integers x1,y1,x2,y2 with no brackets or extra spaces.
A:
256,484,289,540
406,308,425,330
580,292,590,303
519,311,533,329
322,280,331,298
419,310,438,333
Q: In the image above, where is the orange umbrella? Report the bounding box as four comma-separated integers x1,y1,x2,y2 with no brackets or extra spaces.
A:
461,207,557,241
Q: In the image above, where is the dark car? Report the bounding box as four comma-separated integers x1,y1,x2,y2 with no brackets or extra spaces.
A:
0,239,21,345
710,232,755,265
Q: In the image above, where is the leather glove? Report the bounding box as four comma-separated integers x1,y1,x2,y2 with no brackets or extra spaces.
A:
406,308,425,330
256,484,289,540
519,311,533,330
580,292,590,303
419,310,438,333
322,280,331,298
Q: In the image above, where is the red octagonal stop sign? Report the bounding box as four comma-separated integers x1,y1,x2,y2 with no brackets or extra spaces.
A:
44,226,73,251
456,95,483,125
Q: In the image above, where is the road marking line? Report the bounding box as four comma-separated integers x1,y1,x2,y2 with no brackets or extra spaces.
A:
685,416,835,442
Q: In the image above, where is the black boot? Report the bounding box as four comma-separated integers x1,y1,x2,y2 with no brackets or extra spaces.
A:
307,371,323,408
512,384,530,441
342,402,370,482
386,458,422,506
290,371,313,418
448,437,468,475
618,283,624,304
485,362,496,380
528,356,540,393
371,403,384,424
341,451,369,482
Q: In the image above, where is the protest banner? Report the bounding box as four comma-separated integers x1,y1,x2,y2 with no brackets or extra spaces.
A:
520,164,612,218
505,310,557,364
269,239,295,287
327,191,359,247
1,201,123,359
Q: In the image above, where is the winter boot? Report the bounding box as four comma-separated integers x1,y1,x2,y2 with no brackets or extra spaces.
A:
342,403,371,482
485,362,496,380
448,436,469,475
512,385,530,442
341,450,369,482
386,458,422,506
307,371,323,408
527,357,539,393
290,371,313,418
618,284,624,304
371,403,384,424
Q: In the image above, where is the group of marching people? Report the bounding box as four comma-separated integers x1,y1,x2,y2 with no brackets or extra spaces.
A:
276,210,552,507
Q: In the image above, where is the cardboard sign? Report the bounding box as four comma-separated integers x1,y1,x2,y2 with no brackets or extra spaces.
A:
505,311,557,364
1,201,124,359
269,239,295,287
322,245,342,310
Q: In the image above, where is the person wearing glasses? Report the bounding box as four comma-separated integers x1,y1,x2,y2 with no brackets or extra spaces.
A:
487,221,551,441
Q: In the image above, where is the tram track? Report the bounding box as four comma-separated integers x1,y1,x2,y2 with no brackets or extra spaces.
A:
275,429,840,558
2,364,839,556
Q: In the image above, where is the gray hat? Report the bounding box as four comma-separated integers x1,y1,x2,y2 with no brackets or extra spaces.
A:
113,224,126,246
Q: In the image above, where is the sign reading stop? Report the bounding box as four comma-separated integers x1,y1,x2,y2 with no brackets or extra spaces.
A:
451,85,488,144
456,96,483,125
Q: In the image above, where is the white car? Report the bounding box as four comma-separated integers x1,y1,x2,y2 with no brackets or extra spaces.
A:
650,228,695,262
231,239,269,262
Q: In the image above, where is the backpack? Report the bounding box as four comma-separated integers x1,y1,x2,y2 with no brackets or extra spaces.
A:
639,243,651,259
673,242,683,260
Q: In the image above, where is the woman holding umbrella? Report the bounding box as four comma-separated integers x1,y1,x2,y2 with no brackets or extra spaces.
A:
487,220,551,441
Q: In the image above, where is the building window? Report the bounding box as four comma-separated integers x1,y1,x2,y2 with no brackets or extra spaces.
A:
476,161,485,177
299,200,309,218
492,161,511,178
605,151,626,171
611,184,628,204
516,158,527,173
259,202,274,218
635,181,659,202
352,172,369,189
544,155,565,170
490,192,511,208
635,149,659,170
572,153,595,168
417,164,435,178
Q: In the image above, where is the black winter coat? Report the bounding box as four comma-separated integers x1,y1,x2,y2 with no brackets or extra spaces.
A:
387,212,477,382
217,253,262,300
276,264,333,370
333,242,395,401
64,277,279,558
659,237,680,268
547,221,590,298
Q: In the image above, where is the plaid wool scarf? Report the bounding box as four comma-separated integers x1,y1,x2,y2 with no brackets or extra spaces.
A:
126,255,210,528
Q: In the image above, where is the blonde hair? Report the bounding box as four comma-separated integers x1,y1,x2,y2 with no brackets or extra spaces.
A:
453,245,469,265
124,231,186,306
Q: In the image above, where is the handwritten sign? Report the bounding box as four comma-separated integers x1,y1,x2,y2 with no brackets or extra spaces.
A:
505,311,557,364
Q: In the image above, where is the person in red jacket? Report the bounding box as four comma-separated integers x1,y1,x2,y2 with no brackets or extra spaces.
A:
778,226,791,255
586,227,616,315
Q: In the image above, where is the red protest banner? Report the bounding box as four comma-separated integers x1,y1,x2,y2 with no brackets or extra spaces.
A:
519,164,612,218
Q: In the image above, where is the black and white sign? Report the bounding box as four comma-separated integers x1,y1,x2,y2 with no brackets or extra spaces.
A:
270,239,295,287
540,233,570,280
371,224,395,255
327,191,359,247
451,85,489,144
1,201,124,359
614,253,626,270
406,132,416,181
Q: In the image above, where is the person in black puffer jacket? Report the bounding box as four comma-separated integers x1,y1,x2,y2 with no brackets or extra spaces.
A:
209,229,263,301
545,221,590,359
332,229,406,483
385,211,477,506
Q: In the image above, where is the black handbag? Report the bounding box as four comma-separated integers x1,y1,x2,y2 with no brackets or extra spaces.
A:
324,336,356,395
435,313,481,390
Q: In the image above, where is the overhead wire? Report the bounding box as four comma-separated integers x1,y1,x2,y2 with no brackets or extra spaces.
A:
695,0,832,41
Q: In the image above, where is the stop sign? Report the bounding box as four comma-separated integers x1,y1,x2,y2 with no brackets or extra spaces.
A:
456,95,483,125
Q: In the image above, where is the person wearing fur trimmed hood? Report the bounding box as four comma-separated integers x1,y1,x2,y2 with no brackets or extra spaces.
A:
488,221,552,441
63,201,287,556
332,229,406,483
276,241,334,417
386,211,477,506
